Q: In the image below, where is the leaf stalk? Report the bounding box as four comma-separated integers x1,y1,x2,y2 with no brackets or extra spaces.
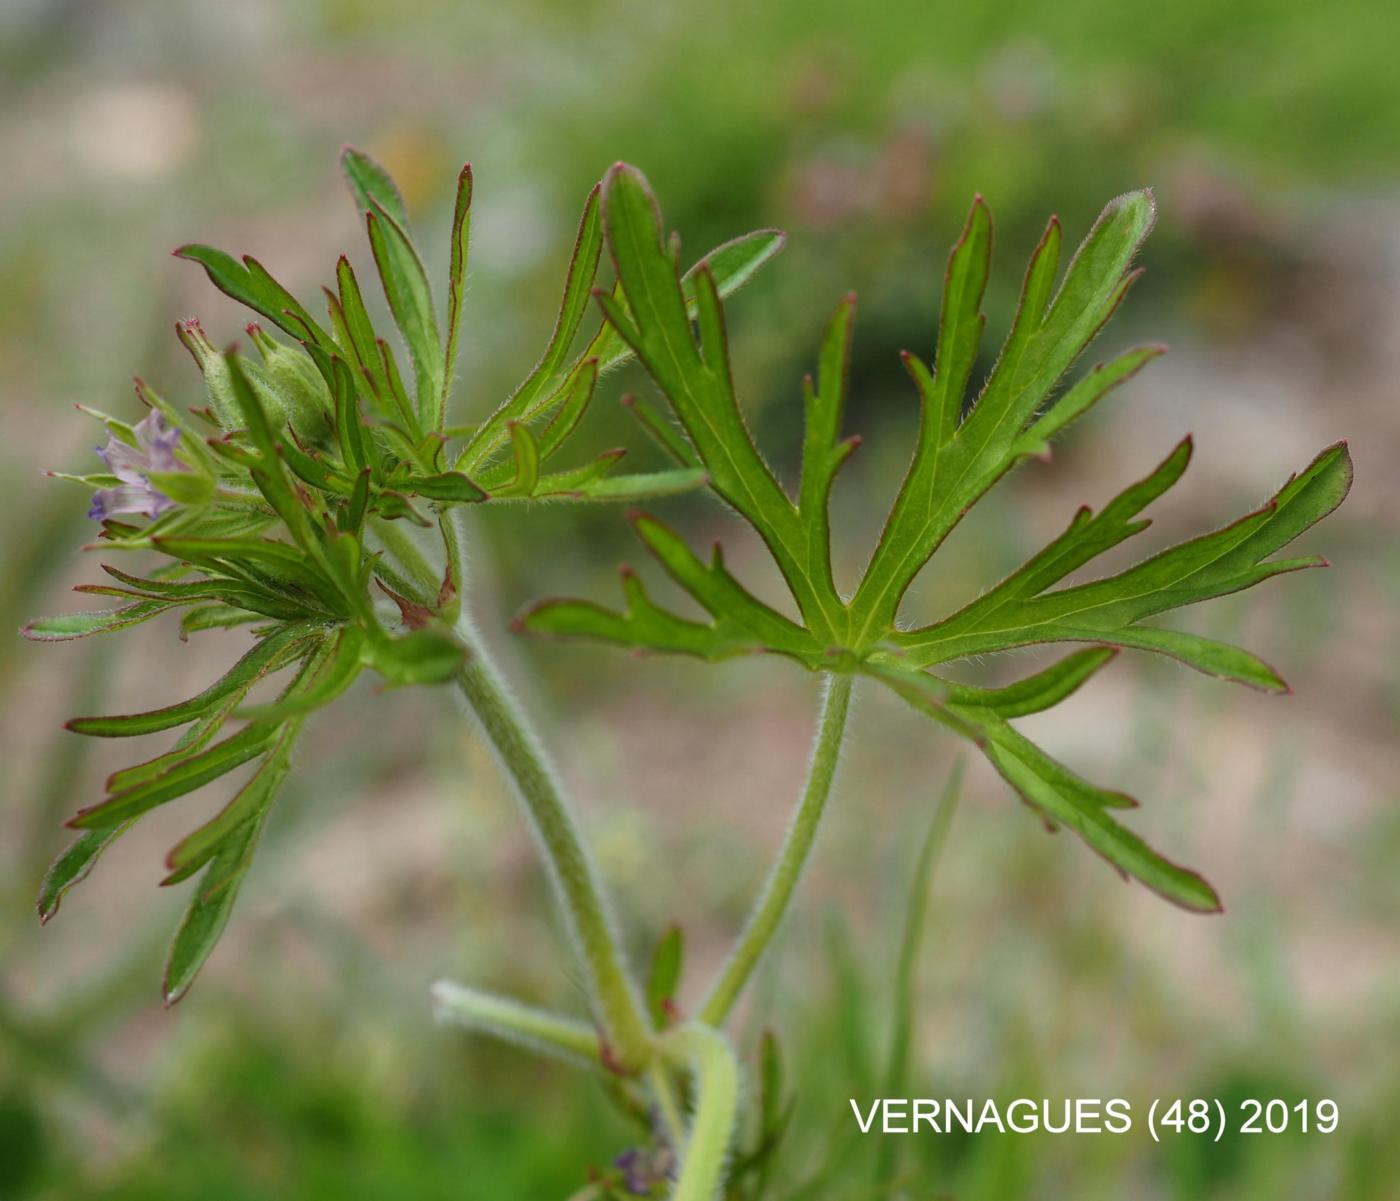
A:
699,673,853,1026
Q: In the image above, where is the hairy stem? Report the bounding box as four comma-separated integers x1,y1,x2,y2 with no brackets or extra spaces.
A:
648,1059,687,1149
699,673,853,1027
431,980,602,1065
661,1023,741,1201
377,512,651,1067
453,624,653,1071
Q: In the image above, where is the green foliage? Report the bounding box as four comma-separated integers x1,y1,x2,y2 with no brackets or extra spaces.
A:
520,165,1351,912
20,144,1353,1201
24,148,783,1001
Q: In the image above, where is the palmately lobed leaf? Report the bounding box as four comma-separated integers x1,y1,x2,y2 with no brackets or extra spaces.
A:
519,165,1352,911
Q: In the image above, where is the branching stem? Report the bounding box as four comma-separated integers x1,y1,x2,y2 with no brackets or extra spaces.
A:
452,627,653,1072
382,513,652,1070
660,1023,741,1201
431,980,601,1065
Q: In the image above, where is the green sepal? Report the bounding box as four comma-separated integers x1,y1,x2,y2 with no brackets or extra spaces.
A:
147,469,215,508
175,319,248,430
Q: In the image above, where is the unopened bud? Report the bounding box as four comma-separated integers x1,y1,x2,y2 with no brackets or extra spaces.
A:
247,323,333,444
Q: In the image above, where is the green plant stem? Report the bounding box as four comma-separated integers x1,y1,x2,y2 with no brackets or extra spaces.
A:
648,1059,687,1149
382,513,652,1070
699,673,853,1026
452,621,653,1072
660,1023,741,1201
431,981,602,1065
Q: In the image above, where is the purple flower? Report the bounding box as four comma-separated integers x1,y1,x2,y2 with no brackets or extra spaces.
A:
614,1148,653,1196
613,1141,675,1196
89,411,184,521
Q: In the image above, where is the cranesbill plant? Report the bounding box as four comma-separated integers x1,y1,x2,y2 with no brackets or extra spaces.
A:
24,151,1347,1199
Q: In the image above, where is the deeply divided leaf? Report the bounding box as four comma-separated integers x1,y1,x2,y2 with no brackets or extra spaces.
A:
519,168,1351,909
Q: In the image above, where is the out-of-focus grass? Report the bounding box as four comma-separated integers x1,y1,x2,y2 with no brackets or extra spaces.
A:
2,1,1397,1198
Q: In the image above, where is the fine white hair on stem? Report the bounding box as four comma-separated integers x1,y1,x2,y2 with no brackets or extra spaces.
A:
698,672,854,1025
661,1023,743,1201
431,980,600,1069
450,612,652,1067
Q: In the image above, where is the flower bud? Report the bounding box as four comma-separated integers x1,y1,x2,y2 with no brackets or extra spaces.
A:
174,318,289,432
246,323,334,445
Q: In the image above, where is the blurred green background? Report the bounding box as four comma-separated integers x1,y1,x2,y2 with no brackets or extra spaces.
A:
2,1,1397,1197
